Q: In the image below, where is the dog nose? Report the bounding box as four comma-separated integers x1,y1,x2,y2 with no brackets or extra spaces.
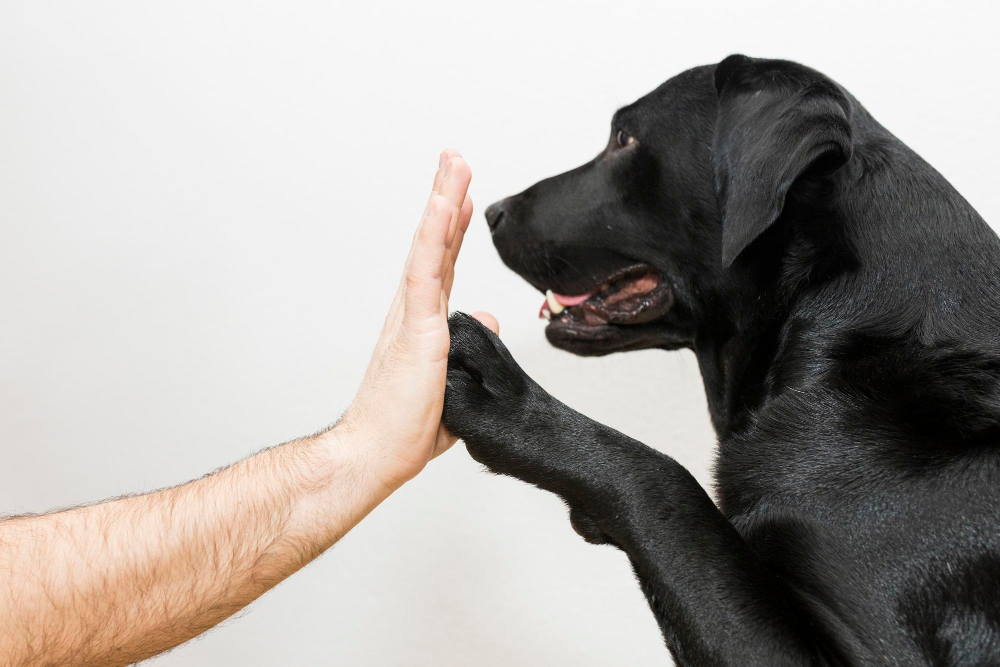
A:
485,201,506,232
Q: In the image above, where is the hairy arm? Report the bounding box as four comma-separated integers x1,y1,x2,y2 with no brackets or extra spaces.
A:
0,428,383,666
0,150,496,667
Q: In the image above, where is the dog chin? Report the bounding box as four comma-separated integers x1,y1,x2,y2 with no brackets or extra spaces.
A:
544,320,683,356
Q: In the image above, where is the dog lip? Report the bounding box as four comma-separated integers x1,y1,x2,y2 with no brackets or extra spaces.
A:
543,318,679,356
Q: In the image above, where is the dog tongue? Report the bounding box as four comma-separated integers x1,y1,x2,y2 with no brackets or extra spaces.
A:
538,290,596,318
552,291,594,306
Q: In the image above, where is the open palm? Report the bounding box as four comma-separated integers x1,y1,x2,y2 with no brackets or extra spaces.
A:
341,149,498,491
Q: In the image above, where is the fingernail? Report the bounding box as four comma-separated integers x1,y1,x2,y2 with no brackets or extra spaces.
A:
426,197,437,218
439,152,447,168
443,159,451,180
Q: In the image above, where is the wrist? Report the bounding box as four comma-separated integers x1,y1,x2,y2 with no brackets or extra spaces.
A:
276,426,395,547
330,407,425,493
316,418,412,501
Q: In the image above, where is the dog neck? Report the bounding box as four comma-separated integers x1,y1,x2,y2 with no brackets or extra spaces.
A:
692,141,1000,441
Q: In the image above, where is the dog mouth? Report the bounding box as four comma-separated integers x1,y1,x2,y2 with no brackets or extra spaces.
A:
538,266,674,328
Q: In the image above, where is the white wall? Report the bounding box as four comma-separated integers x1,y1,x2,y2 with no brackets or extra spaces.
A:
1,1,997,664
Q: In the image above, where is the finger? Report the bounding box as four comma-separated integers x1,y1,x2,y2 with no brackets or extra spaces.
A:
442,243,459,298
470,310,500,335
452,194,473,259
375,275,406,356
438,158,472,249
375,248,413,356
457,193,473,234
415,150,459,244
408,152,460,266
391,152,466,337
403,194,451,324
439,157,471,211
431,148,463,194
439,147,462,166
443,196,473,297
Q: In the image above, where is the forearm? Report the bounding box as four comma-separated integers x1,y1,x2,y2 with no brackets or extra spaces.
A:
512,414,823,665
516,421,824,665
0,148,474,666
610,460,823,665
0,426,388,667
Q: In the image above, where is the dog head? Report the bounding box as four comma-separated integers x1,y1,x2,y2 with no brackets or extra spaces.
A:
486,55,855,356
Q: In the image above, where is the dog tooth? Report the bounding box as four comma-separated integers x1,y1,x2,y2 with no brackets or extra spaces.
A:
541,308,551,320
545,290,565,315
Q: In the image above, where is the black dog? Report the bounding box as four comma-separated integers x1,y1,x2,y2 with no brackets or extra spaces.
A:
441,55,1000,665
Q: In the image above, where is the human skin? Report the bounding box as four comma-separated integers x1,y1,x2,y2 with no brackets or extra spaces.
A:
0,149,498,667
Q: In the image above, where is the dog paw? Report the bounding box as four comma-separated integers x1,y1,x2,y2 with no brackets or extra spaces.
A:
443,312,543,470
442,311,530,433
443,313,626,516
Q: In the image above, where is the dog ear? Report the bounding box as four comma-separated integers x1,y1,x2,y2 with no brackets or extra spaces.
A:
713,55,854,267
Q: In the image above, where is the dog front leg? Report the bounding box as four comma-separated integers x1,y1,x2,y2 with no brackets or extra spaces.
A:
443,313,837,666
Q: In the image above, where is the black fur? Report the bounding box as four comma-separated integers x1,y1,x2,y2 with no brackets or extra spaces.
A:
443,55,1000,665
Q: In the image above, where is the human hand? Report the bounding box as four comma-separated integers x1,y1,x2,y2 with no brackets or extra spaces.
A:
338,149,499,491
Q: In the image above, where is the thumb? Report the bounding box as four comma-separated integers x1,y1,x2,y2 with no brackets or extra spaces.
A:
470,311,500,335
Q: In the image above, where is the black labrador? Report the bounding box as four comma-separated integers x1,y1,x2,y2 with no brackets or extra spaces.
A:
441,55,1000,665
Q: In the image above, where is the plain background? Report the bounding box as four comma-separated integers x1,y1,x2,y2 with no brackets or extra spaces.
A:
1,1,998,664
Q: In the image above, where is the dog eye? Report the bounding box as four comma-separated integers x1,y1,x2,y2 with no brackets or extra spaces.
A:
616,130,634,148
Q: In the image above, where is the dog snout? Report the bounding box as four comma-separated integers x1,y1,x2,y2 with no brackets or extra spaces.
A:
485,200,507,232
